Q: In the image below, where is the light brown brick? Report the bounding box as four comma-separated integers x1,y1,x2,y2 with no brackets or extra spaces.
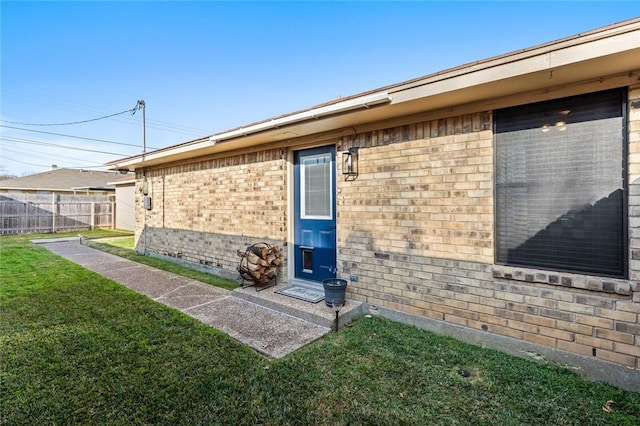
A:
507,319,538,334
523,333,557,348
596,349,637,368
614,342,640,357
594,328,636,345
444,314,469,327
574,314,614,329
486,323,524,340
555,319,593,336
538,326,575,342
557,340,594,358
477,314,508,327
616,301,640,314
575,335,614,350
596,307,637,323
556,301,594,315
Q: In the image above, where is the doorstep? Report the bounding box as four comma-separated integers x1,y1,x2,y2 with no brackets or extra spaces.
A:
233,283,364,329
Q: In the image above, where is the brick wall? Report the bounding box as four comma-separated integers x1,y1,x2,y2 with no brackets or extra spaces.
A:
337,115,494,264
337,88,639,369
129,85,639,371
134,148,288,280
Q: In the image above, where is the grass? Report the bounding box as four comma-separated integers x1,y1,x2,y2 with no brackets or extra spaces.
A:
1,232,639,425
81,232,239,291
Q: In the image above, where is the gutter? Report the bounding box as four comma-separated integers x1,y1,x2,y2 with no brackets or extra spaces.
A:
107,92,391,170
208,92,391,144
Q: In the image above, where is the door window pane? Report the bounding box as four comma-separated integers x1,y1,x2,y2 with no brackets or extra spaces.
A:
301,153,332,219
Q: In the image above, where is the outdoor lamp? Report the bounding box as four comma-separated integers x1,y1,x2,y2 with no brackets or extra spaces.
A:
342,147,359,178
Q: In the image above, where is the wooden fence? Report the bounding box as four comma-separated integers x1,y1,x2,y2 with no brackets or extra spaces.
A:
0,193,115,235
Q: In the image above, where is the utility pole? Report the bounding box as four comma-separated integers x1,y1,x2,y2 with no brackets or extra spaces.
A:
137,100,146,153
136,99,147,255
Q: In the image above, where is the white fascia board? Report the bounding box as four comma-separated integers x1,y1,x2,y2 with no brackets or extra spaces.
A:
208,92,392,143
108,138,211,169
548,30,640,68
107,178,136,185
391,27,640,104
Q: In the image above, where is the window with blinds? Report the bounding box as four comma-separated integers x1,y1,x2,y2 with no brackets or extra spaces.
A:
495,89,626,278
301,153,333,219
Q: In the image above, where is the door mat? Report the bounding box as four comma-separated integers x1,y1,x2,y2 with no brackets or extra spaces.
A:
275,286,325,303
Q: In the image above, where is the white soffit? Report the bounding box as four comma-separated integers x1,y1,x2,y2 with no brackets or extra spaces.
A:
389,27,640,105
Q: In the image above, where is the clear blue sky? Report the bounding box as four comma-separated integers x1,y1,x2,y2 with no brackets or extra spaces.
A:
1,1,639,177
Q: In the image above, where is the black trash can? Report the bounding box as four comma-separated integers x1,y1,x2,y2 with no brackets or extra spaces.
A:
323,278,347,307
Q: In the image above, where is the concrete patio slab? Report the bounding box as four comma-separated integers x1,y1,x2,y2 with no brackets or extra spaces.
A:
187,296,329,358
35,238,334,358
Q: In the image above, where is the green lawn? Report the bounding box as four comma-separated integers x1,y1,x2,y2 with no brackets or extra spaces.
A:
83,233,239,291
1,233,639,425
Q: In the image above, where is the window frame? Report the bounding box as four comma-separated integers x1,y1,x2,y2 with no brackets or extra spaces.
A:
493,89,628,279
300,152,334,221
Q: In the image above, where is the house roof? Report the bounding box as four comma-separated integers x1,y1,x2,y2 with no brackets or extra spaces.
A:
107,175,136,186
0,168,117,192
107,17,640,172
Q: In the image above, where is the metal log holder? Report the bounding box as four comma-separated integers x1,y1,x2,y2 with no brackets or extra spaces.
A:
237,242,279,292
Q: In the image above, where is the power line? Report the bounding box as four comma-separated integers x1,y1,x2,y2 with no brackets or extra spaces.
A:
1,154,108,170
2,145,106,167
0,106,137,126
0,155,51,169
1,136,128,156
2,91,212,137
0,125,159,149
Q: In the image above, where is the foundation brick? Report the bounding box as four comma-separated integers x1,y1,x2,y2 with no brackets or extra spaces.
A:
575,335,614,351
556,341,594,358
595,308,637,323
555,319,593,336
520,313,555,328
615,322,640,335
538,326,575,342
574,314,614,329
523,333,557,348
508,319,538,334
614,342,640,358
596,349,637,368
484,323,524,340
444,314,469,327
594,328,636,345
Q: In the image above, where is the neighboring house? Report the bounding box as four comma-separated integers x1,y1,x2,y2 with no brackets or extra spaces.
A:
0,167,117,195
107,175,136,231
108,19,640,384
0,168,119,233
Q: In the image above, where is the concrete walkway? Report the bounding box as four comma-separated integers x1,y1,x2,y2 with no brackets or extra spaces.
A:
34,237,333,359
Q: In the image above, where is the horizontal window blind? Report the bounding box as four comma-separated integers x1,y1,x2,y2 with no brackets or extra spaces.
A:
495,89,626,277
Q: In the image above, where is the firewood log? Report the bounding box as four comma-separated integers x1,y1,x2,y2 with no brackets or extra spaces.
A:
246,251,270,267
264,266,277,278
246,261,261,272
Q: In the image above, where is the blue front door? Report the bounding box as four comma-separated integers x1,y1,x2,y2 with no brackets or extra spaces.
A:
294,146,337,283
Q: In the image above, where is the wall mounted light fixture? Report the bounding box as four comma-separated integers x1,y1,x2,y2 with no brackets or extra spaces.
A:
343,147,359,179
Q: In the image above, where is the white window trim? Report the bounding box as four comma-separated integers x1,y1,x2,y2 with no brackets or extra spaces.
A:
300,153,333,220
